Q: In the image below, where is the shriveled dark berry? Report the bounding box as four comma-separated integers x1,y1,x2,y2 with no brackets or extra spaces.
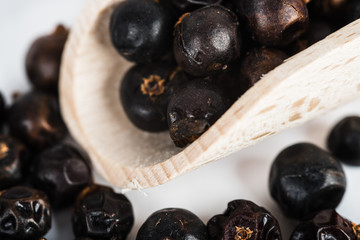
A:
0,186,51,240
290,209,357,240
0,136,30,190
207,200,282,240
327,116,360,165
167,79,229,147
110,0,174,63
174,5,241,77
137,208,209,240
72,185,134,240
25,25,68,93
239,47,288,89
232,0,309,46
269,143,346,219
32,143,92,209
166,0,222,15
8,91,67,152
120,61,185,132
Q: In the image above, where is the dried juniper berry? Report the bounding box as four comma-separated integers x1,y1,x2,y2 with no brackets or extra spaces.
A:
327,116,360,166
26,25,69,93
290,209,358,240
0,136,30,190
174,5,242,77
239,47,288,89
232,0,309,46
120,61,187,132
7,91,67,152
137,208,209,240
308,0,349,24
269,143,346,219
207,200,282,240
167,79,229,147
0,186,51,240
110,0,174,63
32,143,92,209
72,184,134,240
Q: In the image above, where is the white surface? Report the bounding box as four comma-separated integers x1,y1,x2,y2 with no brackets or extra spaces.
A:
1,1,360,239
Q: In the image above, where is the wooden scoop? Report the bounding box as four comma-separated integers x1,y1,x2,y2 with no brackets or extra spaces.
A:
59,0,360,190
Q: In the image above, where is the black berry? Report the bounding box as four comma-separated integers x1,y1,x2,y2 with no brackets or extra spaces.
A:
7,91,67,152
120,61,183,132
137,208,209,240
0,136,30,190
25,25,68,93
72,185,134,239
32,143,92,209
110,0,174,63
174,5,242,77
290,209,358,240
0,186,51,240
167,79,229,147
269,143,346,219
327,116,360,165
207,200,282,240
232,0,309,46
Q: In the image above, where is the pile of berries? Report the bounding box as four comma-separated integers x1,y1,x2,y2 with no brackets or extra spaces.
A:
110,0,360,147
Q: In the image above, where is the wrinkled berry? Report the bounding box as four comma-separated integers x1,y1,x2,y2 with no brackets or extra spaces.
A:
110,0,174,63
72,185,134,239
0,136,30,190
0,186,51,240
32,143,92,209
7,91,67,152
167,79,229,147
290,209,357,240
232,0,309,46
174,5,242,77
137,208,209,240
207,200,282,240
25,25,68,93
269,143,346,219
166,0,222,15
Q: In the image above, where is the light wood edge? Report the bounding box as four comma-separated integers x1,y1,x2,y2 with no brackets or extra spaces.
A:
60,0,360,190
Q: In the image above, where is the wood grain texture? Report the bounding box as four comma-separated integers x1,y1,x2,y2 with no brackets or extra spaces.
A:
60,0,360,189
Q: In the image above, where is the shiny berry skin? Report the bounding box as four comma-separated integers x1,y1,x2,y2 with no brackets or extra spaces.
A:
174,5,242,77
290,209,357,240
110,0,174,63
207,200,282,240
167,79,229,147
32,143,92,209
136,208,209,240
7,91,67,152
0,136,30,190
120,61,182,132
25,25,68,93
232,0,309,46
327,116,360,165
269,143,346,219
0,186,51,240
72,185,134,239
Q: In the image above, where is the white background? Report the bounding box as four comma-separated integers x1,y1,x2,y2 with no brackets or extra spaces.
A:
1,1,360,239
